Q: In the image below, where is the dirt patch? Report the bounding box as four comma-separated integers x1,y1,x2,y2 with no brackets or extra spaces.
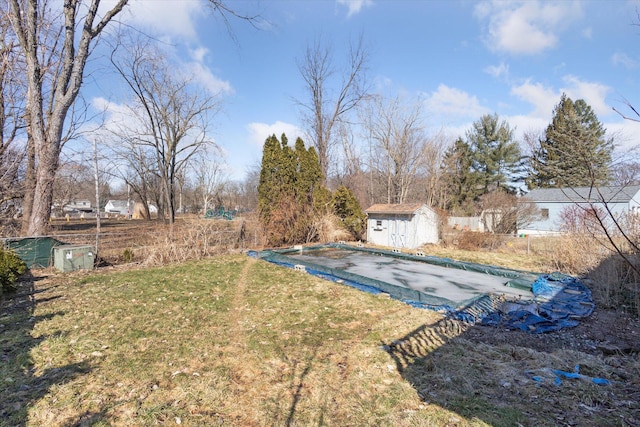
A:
463,308,640,356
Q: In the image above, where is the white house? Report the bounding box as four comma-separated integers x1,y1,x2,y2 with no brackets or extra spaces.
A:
104,200,158,217
518,185,640,235
104,200,134,216
63,200,92,212
364,203,439,249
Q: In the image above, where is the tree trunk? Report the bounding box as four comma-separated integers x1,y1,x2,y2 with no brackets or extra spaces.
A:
20,135,36,234
27,137,60,235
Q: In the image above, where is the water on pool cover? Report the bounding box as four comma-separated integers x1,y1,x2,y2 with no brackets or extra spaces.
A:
287,248,533,304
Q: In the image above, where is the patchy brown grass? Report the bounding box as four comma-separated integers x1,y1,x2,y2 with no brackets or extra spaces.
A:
36,215,258,266
1,251,639,426
2,220,639,425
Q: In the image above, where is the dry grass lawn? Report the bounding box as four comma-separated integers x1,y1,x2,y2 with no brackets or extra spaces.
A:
2,251,639,426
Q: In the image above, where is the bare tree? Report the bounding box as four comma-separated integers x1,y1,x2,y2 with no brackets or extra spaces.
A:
6,0,129,235
361,94,434,204
0,7,26,218
238,163,261,211
421,132,449,208
332,122,370,207
51,159,93,215
479,190,540,234
296,36,369,183
5,0,260,235
104,132,160,221
193,147,229,216
109,38,222,223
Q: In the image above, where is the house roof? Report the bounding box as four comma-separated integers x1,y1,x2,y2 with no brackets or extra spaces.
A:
364,203,425,214
105,200,131,209
524,186,640,203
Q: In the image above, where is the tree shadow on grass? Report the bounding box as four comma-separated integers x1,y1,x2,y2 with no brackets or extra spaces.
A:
383,317,528,426
383,307,639,427
285,347,318,427
0,273,91,426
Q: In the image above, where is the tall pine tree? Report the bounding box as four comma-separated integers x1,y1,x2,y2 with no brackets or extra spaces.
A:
441,138,478,215
466,114,522,194
527,94,613,188
440,114,522,215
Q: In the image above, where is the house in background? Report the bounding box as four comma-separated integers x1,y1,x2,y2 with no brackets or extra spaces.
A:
517,185,640,235
364,203,439,249
104,200,135,216
63,200,92,212
448,209,503,233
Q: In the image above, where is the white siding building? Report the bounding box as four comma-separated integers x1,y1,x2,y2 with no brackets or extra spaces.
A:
365,203,439,249
518,185,640,235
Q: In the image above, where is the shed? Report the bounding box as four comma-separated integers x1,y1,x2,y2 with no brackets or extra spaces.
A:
364,203,439,249
518,185,640,235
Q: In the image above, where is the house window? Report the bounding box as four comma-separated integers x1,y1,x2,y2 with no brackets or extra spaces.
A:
541,208,549,219
374,220,383,230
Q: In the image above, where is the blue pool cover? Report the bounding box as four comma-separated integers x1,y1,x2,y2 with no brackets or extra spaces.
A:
250,243,594,333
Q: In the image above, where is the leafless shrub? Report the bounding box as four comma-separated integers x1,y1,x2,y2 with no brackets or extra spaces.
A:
314,213,352,242
142,219,248,265
586,253,640,317
479,191,540,234
456,231,504,251
549,234,609,275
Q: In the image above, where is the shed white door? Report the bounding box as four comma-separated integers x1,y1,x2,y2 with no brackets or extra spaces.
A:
390,217,408,247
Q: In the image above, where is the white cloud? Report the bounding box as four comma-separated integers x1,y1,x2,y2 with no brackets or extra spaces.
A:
510,80,558,118
485,62,509,78
612,52,639,69
605,119,640,152
423,84,490,120
190,47,209,63
475,0,583,55
247,121,305,149
91,97,134,126
120,0,204,40
560,75,611,117
182,61,234,95
510,76,610,119
336,0,373,17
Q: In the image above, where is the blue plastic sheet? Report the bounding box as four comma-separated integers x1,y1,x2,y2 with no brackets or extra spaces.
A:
482,273,595,333
528,365,610,386
251,247,595,334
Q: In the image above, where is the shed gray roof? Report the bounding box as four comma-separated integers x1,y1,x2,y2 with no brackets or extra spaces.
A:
365,203,424,214
525,186,640,203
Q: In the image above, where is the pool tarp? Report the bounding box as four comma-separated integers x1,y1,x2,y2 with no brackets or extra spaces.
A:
250,243,595,334
3,237,66,268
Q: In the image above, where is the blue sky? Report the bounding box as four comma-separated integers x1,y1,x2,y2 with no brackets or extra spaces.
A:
90,0,640,181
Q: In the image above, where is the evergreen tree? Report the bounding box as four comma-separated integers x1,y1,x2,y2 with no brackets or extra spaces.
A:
258,134,291,228
466,114,522,194
441,138,478,215
440,115,521,215
258,134,326,246
332,185,366,240
527,94,613,188
294,138,322,205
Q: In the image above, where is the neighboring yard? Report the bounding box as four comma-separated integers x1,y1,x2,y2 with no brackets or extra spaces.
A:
1,218,639,426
